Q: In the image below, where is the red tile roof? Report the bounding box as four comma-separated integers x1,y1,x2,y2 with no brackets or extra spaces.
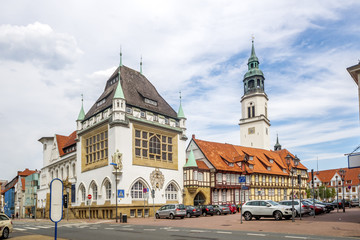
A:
17,168,37,177
308,168,360,187
196,160,209,170
56,131,77,156
193,138,308,176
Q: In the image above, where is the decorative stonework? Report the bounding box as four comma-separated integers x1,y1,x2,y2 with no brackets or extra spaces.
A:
111,149,123,171
150,168,165,189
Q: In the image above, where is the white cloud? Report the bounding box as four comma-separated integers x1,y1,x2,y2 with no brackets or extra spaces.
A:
0,22,82,69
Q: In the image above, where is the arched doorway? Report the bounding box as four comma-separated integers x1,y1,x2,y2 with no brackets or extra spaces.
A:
194,192,206,206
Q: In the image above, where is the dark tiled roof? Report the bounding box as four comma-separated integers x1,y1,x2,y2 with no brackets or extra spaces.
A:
84,65,177,120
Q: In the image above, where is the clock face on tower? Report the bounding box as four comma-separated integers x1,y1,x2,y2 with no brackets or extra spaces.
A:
248,127,255,134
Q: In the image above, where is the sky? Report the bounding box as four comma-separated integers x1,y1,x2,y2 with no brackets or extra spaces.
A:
0,0,360,181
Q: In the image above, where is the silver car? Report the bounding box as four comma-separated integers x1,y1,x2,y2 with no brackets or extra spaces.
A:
155,204,186,219
242,200,293,221
279,199,311,216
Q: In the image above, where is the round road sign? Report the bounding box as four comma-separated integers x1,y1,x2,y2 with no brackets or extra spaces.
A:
88,194,92,200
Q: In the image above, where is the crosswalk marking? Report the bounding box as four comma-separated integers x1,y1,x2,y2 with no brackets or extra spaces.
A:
14,228,27,231
247,233,266,236
24,227,38,230
144,229,156,231
216,231,232,234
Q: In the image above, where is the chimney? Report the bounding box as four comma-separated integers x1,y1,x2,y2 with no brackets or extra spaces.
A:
192,134,195,139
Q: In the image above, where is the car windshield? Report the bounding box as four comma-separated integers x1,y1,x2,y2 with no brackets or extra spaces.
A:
267,200,279,206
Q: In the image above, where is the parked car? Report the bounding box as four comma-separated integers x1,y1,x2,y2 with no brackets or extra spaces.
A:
242,200,293,221
155,204,186,219
0,213,13,239
278,199,311,216
185,206,201,218
212,205,231,215
350,198,359,207
224,204,237,214
309,199,334,212
199,205,214,216
302,200,324,215
331,199,350,209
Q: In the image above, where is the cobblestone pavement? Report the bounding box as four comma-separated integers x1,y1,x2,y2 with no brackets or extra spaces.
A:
12,207,360,238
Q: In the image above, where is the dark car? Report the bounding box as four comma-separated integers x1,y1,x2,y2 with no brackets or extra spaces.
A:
199,205,214,216
185,206,201,218
331,199,350,209
213,205,231,215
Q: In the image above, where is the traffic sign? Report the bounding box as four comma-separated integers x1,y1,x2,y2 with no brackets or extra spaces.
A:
348,185,351,190
50,178,63,223
88,194,92,200
241,186,249,190
239,176,246,183
143,188,147,193
151,189,155,198
118,189,125,198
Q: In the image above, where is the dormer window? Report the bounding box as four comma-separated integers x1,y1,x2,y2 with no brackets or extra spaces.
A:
269,159,274,163
249,156,254,160
144,98,158,106
97,98,106,107
267,166,271,171
228,162,234,167
165,118,169,124
237,162,242,167
249,164,254,169
126,107,132,114
109,77,118,86
141,111,146,118
283,169,287,173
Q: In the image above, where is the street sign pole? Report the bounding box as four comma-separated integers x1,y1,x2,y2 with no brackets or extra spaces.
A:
87,194,92,221
152,189,155,219
240,185,243,224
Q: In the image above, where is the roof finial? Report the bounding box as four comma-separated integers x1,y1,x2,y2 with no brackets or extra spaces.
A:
77,94,85,121
140,55,143,74
251,34,255,42
119,45,122,67
177,90,185,119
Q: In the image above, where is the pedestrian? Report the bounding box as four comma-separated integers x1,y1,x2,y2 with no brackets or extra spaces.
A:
16,212,18,218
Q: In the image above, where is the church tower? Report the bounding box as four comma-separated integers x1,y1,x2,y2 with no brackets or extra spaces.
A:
239,40,270,150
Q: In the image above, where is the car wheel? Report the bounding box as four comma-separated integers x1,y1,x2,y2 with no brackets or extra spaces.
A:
244,211,252,221
285,216,291,220
2,227,9,239
155,213,160,219
170,214,175,219
187,213,191,218
255,217,261,220
180,216,184,219
196,215,200,217
216,211,221,215
274,211,283,221
202,212,207,217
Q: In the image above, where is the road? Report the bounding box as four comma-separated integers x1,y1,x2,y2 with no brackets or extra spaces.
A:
11,221,356,240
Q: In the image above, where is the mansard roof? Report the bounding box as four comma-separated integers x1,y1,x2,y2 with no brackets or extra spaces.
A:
84,65,177,120
192,138,307,175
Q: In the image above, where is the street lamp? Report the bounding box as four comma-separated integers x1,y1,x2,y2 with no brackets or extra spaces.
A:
358,174,360,208
339,168,346,213
110,162,118,223
335,176,339,213
66,186,70,221
285,154,299,222
34,193,37,221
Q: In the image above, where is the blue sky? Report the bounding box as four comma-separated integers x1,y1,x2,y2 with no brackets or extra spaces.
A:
0,0,359,181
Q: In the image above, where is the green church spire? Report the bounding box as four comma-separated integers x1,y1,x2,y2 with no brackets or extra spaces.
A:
184,147,197,168
77,94,85,121
113,51,125,99
177,91,185,119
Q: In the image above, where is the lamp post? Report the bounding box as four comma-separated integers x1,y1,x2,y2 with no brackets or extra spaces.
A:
339,168,346,213
358,174,360,208
336,176,339,213
66,186,70,221
34,193,37,221
110,162,118,223
286,154,299,222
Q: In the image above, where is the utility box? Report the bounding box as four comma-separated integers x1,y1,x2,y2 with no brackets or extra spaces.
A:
122,214,127,223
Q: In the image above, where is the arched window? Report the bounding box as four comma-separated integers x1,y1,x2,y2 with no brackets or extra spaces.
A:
131,181,144,199
60,168,63,180
92,183,98,200
66,166,69,179
165,183,178,200
72,164,76,178
149,135,160,160
105,181,111,200
248,80,254,89
257,79,260,87
80,185,86,202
